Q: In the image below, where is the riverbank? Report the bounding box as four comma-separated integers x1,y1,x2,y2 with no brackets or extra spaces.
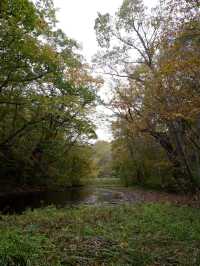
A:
0,181,85,197
1,203,200,265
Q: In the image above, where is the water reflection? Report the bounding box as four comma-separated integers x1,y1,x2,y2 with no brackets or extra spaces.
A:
0,187,140,214
0,187,93,214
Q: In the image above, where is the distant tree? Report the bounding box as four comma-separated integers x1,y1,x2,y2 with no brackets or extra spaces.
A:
92,141,113,178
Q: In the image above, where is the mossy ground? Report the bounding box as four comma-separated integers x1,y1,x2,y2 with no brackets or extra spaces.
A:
0,203,200,265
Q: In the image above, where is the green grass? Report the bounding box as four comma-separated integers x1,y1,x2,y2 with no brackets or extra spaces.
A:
83,177,122,187
1,203,200,265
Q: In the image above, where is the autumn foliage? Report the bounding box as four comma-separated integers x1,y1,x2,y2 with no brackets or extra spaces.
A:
95,0,200,191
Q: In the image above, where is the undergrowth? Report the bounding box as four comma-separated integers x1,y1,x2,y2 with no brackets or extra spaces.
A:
0,203,200,265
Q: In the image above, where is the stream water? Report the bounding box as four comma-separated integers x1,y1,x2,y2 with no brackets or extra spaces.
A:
0,185,192,214
0,187,141,214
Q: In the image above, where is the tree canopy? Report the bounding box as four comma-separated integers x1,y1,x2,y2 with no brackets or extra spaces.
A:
95,0,200,191
0,0,99,187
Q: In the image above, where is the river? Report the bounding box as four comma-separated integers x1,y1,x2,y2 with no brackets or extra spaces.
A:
0,185,194,214
0,186,141,214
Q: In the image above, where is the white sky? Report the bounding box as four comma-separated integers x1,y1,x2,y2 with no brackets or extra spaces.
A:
53,0,158,141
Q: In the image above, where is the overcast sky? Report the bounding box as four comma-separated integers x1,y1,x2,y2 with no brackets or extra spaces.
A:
53,0,158,141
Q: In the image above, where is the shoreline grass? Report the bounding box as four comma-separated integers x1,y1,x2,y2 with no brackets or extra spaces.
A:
82,177,122,187
1,203,200,265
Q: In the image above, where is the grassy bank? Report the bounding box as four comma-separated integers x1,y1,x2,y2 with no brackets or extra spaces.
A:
1,203,200,265
83,177,122,187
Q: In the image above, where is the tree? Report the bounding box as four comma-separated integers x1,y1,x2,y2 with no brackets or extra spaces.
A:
94,0,200,191
0,0,98,187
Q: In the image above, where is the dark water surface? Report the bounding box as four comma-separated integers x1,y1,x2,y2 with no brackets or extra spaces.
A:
0,187,140,214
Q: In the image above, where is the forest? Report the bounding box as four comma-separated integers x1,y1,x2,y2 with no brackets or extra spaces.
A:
0,0,200,265
1,0,200,193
